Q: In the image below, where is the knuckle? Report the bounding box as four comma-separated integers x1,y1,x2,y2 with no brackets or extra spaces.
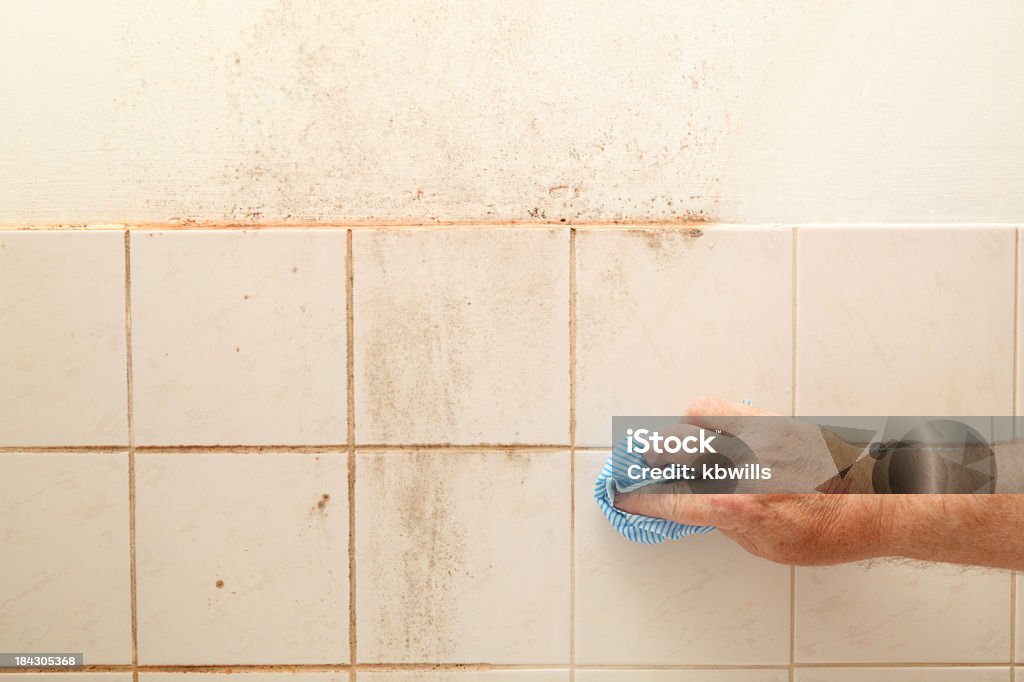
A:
663,495,693,523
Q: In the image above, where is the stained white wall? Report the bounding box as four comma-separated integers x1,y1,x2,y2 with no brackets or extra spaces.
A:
2,0,1023,224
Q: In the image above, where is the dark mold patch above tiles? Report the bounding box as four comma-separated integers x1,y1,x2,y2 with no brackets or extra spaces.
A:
201,2,730,225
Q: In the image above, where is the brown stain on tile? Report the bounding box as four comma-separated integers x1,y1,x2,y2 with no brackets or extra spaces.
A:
358,230,568,443
630,224,706,251
624,225,715,273
215,579,224,589
371,452,464,659
358,235,461,442
315,492,330,511
578,225,718,342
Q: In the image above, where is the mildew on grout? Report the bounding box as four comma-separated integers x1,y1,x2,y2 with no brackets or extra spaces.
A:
346,228,357,677
125,229,139,669
568,226,578,682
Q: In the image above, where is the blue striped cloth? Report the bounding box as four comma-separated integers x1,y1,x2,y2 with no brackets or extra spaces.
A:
594,436,715,544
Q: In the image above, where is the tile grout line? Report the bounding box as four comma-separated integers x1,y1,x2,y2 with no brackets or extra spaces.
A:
346,229,357,678
569,227,577,681
0,444,578,454
5,220,1024,232
5,662,1022,673
0,220,715,231
124,230,139,677
790,662,1019,669
789,227,798,682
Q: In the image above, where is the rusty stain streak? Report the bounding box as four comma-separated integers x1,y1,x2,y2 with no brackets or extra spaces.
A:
0,217,720,231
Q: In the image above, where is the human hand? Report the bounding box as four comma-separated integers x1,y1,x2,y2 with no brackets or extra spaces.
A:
616,486,892,565
615,397,892,565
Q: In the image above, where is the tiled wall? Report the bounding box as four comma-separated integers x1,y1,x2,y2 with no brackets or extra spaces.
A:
1,225,1020,681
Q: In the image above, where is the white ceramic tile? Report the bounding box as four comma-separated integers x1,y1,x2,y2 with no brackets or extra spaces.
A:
795,561,1009,663
0,231,127,446
143,675,348,682
576,671,788,682
0,453,131,663
356,450,570,663
131,230,347,445
135,452,348,664
795,668,1009,682
796,227,1015,416
358,674,568,682
574,452,790,665
353,228,569,445
575,227,793,446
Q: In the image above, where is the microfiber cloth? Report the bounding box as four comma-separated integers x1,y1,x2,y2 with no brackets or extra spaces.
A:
594,435,715,544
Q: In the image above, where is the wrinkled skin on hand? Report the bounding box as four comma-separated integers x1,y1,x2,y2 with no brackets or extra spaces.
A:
617,487,889,566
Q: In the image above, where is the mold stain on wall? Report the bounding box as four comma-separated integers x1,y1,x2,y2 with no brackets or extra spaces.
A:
202,0,796,224
368,451,465,659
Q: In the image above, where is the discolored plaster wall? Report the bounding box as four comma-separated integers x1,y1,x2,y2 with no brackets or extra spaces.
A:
2,0,1024,225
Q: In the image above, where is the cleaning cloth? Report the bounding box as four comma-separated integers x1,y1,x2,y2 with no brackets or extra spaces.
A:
594,435,715,544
